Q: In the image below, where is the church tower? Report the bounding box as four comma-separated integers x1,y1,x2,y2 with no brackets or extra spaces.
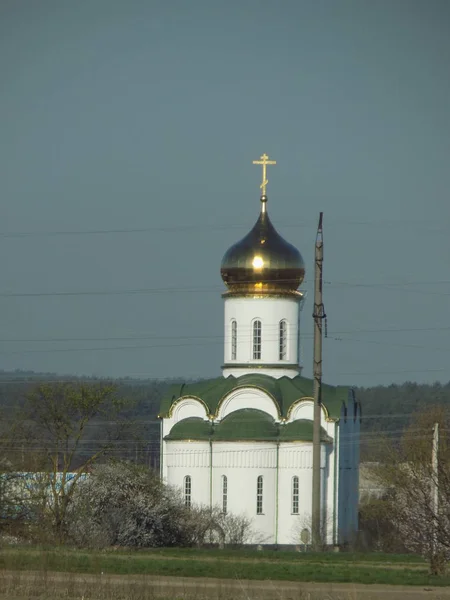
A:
159,154,360,547
221,154,305,379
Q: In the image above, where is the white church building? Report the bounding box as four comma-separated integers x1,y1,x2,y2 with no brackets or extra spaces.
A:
159,155,360,546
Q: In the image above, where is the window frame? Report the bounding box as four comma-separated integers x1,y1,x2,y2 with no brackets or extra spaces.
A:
292,475,299,515
252,319,262,360
231,320,237,361
184,475,192,508
222,475,228,515
256,475,263,515
279,319,288,360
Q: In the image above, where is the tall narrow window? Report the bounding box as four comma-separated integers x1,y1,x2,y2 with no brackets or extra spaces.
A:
279,320,287,360
253,320,262,359
256,475,263,514
231,320,237,360
292,476,299,514
184,475,191,508
222,475,228,514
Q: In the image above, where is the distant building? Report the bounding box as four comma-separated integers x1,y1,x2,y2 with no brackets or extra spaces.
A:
159,156,360,545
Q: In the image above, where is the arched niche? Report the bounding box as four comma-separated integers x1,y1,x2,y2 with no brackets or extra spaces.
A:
170,396,209,423
215,387,280,422
286,398,329,424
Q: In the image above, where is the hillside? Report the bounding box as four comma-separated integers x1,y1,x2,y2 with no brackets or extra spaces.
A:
1,370,449,463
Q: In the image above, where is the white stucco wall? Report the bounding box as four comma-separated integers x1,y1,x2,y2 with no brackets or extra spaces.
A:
163,441,211,508
222,295,302,378
163,437,336,545
277,443,330,545
161,397,210,482
161,387,359,547
212,442,278,544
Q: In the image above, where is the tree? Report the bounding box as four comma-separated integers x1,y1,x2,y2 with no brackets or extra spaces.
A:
18,382,132,543
68,461,199,548
290,512,333,550
363,406,450,574
68,460,263,549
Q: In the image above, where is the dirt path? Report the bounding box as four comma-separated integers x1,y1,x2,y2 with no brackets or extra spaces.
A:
1,570,450,600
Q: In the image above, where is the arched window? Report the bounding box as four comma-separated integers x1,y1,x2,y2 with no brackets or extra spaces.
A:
256,475,263,514
253,320,262,360
279,320,287,360
231,320,237,360
292,476,299,514
184,475,192,508
222,475,228,514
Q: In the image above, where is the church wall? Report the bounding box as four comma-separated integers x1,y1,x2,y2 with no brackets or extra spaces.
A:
337,392,360,544
222,296,300,378
277,443,332,545
212,441,278,544
163,441,211,508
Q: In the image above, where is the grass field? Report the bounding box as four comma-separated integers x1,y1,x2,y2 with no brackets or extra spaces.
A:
0,546,446,588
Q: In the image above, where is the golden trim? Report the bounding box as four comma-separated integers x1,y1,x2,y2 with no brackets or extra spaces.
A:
221,363,300,371
167,395,211,419
285,396,331,422
222,290,304,299
279,438,333,445
211,439,278,443
213,384,282,420
164,438,209,443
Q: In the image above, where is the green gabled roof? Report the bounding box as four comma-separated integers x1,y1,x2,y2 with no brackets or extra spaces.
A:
164,417,212,441
215,409,278,441
159,374,348,420
164,410,332,443
280,419,331,443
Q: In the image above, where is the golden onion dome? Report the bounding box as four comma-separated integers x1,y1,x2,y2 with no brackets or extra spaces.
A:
221,195,305,295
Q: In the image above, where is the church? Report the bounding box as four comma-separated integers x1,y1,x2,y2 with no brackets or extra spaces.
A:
159,155,360,546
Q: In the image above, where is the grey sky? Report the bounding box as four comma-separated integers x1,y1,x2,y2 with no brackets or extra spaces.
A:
1,0,449,386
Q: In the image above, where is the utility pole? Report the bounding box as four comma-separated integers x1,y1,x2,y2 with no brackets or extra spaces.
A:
431,422,439,553
312,212,324,550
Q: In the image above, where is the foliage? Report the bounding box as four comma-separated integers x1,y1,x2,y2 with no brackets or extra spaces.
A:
68,460,260,549
68,461,197,548
2,370,450,466
356,380,450,459
361,406,450,574
5,382,133,543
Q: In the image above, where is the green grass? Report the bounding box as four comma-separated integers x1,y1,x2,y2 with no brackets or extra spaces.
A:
0,546,444,587
140,546,427,564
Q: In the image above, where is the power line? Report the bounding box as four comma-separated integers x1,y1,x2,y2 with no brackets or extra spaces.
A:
0,331,449,356
2,324,448,344
0,216,446,239
0,278,449,300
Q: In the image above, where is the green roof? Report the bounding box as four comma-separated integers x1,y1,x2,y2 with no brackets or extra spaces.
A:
159,373,348,420
215,409,278,441
165,417,212,441
164,410,333,442
280,419,331,442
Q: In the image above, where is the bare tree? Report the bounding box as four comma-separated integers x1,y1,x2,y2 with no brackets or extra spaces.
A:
290,511,333,550
18,382,132,542
365,406,450,574
69,461,202,548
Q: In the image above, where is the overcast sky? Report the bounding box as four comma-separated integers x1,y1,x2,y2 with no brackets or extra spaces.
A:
1,0,449,387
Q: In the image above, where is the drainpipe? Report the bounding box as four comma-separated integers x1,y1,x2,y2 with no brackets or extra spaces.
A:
333,422,339,546
159,420,163,480
275,441,280,545
209,438,213,511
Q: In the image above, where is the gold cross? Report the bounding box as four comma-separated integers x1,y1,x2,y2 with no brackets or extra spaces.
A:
252,153,276,196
